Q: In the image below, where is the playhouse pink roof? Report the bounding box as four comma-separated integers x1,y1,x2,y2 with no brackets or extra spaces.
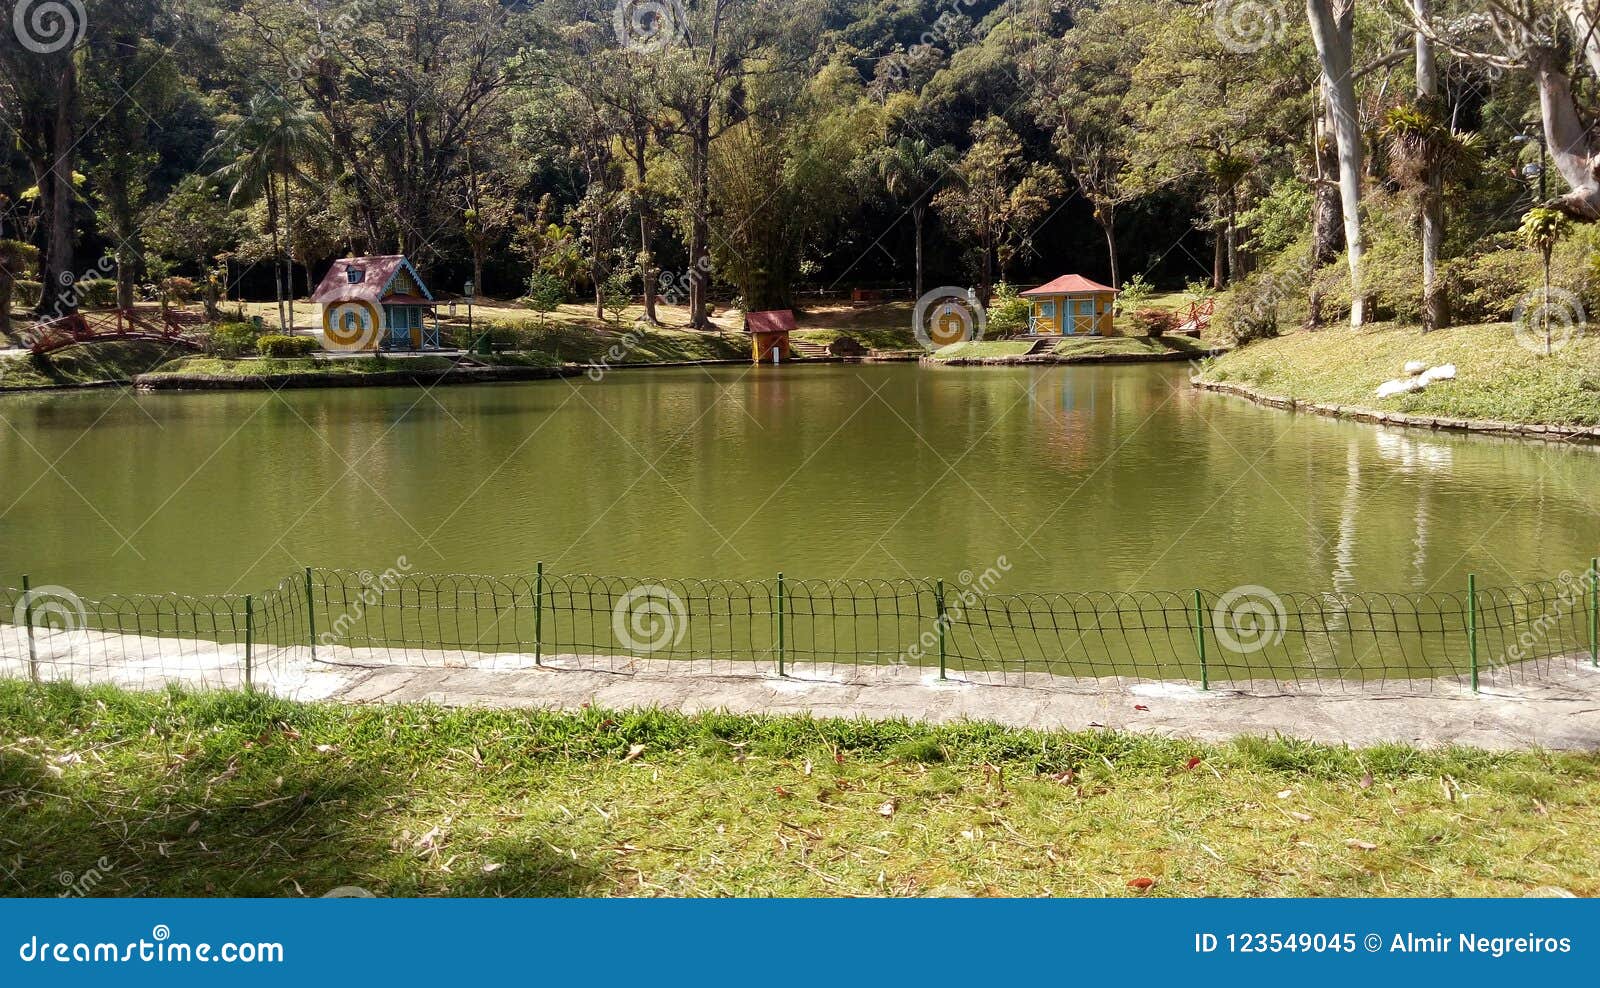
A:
1021,274,1117,297
745,309,797,333
312,255,432,305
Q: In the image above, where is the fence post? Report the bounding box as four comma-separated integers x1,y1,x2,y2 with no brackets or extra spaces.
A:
935,578,947,681
1590,557,1598,668
21,574,38,684
1468,573,1479,693
1194,588,1208,691
534,561,544,668
303,567,317,661
243,594,254,691
775,572,786,677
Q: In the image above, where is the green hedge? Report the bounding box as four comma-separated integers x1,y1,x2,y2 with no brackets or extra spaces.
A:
257,334,319,358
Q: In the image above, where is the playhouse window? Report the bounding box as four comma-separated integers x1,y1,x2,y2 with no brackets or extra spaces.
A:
347,268,364,285
1040,301,1055,318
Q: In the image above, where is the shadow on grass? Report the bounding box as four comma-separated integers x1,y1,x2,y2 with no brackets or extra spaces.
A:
0,686,604,898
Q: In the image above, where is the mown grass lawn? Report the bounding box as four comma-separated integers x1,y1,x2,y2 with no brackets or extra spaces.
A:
0,340,190,389
2,682,1595,898
1199,322,1600,426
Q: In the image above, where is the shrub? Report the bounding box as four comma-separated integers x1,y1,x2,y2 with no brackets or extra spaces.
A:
159,276,197,303
13,279,42,309
257,334,319,358
205,321,259,358
1128,308,1180,337
1116,273,1155,312
74,277,118,309
523,270,565,326
985,281,1031,335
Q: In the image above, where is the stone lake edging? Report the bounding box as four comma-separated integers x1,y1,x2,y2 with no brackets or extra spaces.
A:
1193,377,1600,443
134,363,581,391
924,347,1219,367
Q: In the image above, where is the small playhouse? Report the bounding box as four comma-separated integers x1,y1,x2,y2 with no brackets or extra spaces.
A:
744,309,796,363
313,254,442,352
1021,274,1118,337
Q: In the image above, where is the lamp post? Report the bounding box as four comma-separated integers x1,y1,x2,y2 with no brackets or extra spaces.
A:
1513,132,1548,202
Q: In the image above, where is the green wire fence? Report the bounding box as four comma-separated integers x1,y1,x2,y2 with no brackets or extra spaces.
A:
1,563,1598,696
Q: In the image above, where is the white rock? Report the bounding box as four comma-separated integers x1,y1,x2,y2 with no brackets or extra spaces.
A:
1376,377,1426,399
1403,360,1428,376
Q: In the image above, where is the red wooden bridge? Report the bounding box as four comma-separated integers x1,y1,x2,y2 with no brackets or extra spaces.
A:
1179,297,1215,336
24,308,207,356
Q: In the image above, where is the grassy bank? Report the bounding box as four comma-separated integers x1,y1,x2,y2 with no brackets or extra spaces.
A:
0,340,191,390
1,681,1594,898
930,334,1212,363
1199,322,1600,426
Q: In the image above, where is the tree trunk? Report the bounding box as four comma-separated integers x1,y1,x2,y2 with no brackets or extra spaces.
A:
1102,217,1120,291
633,137,661,326
912,203,926,302
1414,0,1446,331
1306,0,1366,327
284,170,297,333
688,109,714,330
266,180,286,332
1213,232,1225,291
473,253,485,300
37,57,78,317
0,272,14,341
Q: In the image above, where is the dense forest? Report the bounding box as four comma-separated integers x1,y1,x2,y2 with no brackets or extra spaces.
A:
3,0,1600,339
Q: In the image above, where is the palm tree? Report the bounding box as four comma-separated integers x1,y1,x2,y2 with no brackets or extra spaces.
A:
210,94,336,332
875,138,955,301
1518,206,1569,356
1381,99,1480,331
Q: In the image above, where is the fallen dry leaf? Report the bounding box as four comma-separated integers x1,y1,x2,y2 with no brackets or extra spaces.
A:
1276,788,1294,799
1359,771,1374,790
622,743,645,762
1289,811,1313,822
1346,839,1378,851
1127,877,1155,891
481,862,503,874
877,799,897,817
1183,756,1202,771
773,785,794,799
1133,704,1150,712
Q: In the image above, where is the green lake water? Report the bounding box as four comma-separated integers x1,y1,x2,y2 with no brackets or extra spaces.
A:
2,362,1597,598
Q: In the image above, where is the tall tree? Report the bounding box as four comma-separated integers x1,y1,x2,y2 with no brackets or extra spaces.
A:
874,137,955,302
1306,0,1368,326
211,93,335,331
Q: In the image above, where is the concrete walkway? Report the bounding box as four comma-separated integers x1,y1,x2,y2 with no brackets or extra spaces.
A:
4,627,1598,750
326,659,1600,751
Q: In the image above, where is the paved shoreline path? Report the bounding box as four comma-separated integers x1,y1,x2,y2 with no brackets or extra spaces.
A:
3,628,1598,751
